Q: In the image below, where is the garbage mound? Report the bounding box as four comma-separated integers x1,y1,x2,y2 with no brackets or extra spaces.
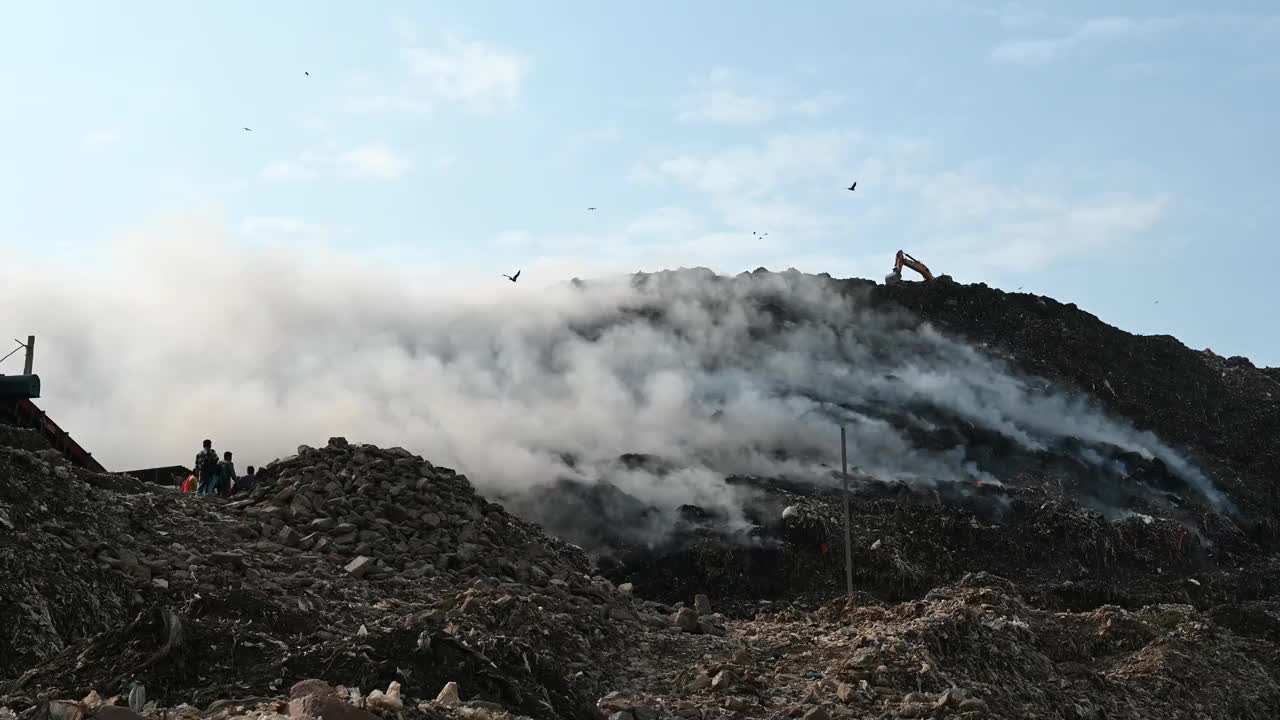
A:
529,271,1280,618
604,573,1280,720
0,438,681,720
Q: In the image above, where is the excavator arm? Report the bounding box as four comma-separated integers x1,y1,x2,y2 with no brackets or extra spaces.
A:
886,250,934,283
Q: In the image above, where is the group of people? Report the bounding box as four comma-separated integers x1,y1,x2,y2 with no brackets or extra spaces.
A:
179,438,257,497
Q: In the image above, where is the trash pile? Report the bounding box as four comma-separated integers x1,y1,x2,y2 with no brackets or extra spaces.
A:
0,437,688,720
603,573,1280,720
4,270,1280,720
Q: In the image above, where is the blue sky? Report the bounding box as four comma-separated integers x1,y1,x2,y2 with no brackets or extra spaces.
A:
2,1,1278,364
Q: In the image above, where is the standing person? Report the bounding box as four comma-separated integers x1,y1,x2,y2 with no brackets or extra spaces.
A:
218,451,237,498
195,439,219,496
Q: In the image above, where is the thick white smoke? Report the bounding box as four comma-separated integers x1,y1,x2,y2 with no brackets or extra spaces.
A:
0,216,1231,534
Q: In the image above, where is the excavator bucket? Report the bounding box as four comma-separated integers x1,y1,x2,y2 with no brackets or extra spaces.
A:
884,270,902,285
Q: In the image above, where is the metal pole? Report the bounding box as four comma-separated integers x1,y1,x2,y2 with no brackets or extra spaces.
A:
841,425,853,597
23,335,34,375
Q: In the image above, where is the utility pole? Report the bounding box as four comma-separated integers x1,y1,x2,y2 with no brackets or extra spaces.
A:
23,335,34,375
840,425,853,597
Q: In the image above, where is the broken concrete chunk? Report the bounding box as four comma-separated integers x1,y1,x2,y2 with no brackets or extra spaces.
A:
345,555,374,578
435,681,461,706
673,607,699,632
711,669,737,692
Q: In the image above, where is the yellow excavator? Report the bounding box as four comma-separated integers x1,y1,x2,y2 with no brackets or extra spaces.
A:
884,250,934,284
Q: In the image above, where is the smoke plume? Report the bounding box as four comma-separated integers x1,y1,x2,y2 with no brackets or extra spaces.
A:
0,217,1231,548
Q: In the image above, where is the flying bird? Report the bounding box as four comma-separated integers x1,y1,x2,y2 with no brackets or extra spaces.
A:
502,270,522,283
587,207,597,211
243,127,252,132
847,181,857,191
304,71,310,76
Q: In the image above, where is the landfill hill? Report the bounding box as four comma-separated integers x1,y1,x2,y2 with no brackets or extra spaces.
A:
2,269,1280,720
505,269,1280,617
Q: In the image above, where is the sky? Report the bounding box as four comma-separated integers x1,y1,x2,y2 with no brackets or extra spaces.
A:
1,0,1277,368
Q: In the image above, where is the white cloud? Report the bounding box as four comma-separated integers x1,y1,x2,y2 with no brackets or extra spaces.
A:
261,159,317,182
896,167,1170,273
404,38,528,110
680,90,775,126
261,144,411,182
644,131,856,199
789,92,845,117
347,33,529,114
239,216,339,239
992,15,1184,64
85,129,121,146
338,143,412,180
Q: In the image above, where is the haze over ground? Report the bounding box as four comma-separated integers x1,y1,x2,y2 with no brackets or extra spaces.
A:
1,2,1276,476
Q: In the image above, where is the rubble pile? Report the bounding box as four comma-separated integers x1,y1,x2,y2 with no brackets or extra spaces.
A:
4,270,1280,719
589,271,1280,617
864,275,1280,521
605,573,1280,720
0,438,686,720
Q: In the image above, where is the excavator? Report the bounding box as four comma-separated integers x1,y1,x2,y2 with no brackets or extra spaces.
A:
884,249,934,284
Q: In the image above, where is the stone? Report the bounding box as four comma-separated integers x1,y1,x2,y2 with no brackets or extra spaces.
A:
957,699,988,714
151,578,169,590
328,437,349,448
835,683,855,704
365,682,403,714
435,681,461,705
800,707,830,720
279,526,300,547
850,646,879,668
899,702,933,718
607,713,635,720
209,552,246,568
673,607,699,632
712,669,737,692
694,593,712,615
618,582,634,595
290,679,337,699
288,696,377,720
345,556,374,578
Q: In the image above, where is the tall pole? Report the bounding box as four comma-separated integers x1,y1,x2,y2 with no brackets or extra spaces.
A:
841,425,853,597
22,335,34,375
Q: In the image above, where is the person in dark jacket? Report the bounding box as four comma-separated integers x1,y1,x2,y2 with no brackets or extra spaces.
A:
218,451,237,497
195,439,219,496
235,465,257,496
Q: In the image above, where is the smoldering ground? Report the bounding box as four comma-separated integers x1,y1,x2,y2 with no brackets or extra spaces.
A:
0,218,1232,552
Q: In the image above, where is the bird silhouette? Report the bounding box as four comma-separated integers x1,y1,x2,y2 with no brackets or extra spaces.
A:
502,270,522,283
587,207,597,211
243,127,252,132
304,71,310,76
847,181,857,191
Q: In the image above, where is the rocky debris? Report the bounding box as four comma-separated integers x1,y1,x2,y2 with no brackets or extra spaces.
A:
5,271,1280,720
0,439,674,720
602,573,1280,720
